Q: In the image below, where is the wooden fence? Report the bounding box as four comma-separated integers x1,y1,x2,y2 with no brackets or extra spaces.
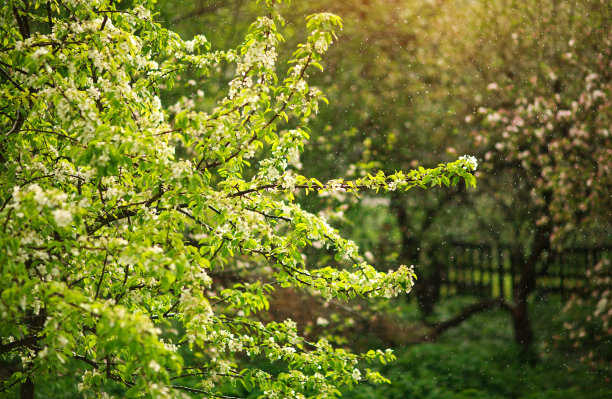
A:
428,243,611,301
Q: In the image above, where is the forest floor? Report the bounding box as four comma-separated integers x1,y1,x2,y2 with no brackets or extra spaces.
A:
343,295,611,399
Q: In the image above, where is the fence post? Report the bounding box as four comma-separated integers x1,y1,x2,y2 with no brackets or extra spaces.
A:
559,252,565,300
497,246,504,299
485,245,493,297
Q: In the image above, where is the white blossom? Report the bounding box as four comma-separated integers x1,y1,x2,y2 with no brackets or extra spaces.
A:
459,155,478,171
148,360,162,372
52,209,73,227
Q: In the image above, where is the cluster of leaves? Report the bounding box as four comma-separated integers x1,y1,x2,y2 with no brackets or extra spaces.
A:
0,0,476,397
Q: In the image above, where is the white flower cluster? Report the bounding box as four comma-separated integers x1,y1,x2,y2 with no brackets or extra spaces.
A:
52,209,73,227
314,35,329,53
183,35,208,53
256,130,306,184
11,184,76,227
459,155,478,171
180,288,214,344
226,17,279,100
281,172,296,190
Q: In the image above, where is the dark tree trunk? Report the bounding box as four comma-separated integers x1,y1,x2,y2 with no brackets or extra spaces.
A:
18,307,46,399
511,245,534,353
20,377,34,399
511,294,533,347
390,189,464,317
391,196,433,314
414,261,442,316
510,224,551,358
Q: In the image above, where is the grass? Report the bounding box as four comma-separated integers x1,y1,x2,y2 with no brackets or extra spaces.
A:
343,295,611,399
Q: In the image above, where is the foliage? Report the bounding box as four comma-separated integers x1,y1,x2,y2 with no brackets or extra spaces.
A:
0,0,477,397
344,297,611,399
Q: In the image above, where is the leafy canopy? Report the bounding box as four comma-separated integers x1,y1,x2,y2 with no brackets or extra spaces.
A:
0,0,476,397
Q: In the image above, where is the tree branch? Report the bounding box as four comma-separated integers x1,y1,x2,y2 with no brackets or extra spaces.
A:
0,334,42,356
87,189,164,234
94,252,109,300
170,1,240,24
426,297,513,338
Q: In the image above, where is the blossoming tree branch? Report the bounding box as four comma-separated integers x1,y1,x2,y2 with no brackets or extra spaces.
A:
0,0,477,397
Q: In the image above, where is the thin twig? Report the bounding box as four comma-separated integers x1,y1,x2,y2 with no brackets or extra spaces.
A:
94,252,109,300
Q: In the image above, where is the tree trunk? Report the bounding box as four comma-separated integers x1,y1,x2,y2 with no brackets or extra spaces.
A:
511,293,533,347
391,196,434,315
511,245,534,353
18,307,46,399
511,224,551,358
20,377,34,399
390,190,462,317
414,260,441,316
